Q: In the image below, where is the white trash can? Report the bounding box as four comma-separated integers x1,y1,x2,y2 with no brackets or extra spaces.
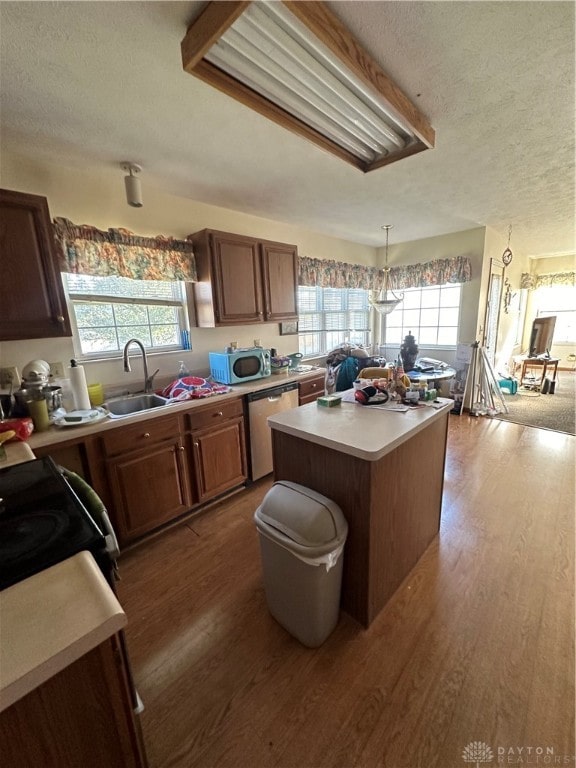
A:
254,480,348,647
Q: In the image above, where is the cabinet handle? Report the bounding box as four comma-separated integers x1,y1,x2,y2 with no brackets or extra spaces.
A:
179,445,185,452
194,441,199,448
213,411,223,417
312,383,317,389
56,315,65,323
143,432,150,438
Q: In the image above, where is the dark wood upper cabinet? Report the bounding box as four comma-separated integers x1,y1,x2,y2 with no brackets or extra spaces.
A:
261,240,298,322
0,188,71,341
189,229,298,327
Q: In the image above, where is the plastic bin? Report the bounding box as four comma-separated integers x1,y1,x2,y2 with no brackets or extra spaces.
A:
254,481,348,647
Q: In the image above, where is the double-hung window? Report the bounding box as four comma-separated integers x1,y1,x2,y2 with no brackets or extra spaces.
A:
62,274,189,359
298,286,371,356
535,285,575,343
382,284,462,348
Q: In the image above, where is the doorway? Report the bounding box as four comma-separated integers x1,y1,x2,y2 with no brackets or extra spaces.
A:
483,259,504,366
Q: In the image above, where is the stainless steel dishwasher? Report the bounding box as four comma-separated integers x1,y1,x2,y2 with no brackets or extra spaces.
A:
246,381,299,481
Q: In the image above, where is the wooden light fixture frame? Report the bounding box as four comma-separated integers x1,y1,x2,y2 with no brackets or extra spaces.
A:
181,1,435,172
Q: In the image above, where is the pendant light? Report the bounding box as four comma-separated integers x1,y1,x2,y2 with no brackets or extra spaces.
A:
370,224,403,315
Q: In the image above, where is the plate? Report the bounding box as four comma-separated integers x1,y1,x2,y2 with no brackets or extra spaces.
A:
54,408,108,427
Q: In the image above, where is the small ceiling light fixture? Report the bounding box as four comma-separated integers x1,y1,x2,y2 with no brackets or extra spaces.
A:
180,1,435,172
370,224,403,316
121,162,143,208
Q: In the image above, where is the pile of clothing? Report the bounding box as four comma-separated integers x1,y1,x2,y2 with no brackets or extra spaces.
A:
325,344,372,393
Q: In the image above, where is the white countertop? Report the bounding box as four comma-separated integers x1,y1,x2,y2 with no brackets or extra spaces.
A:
26,368,325,451
268,395,453,461
0,441,35,467
0,551,126,713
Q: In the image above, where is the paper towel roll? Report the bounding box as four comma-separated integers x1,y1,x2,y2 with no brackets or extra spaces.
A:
69,360,91,410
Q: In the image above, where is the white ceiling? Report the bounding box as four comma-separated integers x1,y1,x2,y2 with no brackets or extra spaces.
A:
0,1,574,258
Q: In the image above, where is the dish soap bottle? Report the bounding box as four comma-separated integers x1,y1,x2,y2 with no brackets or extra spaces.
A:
177,361,190,379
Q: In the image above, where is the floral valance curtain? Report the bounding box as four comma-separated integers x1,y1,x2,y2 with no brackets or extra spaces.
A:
520,271,575,290
298,254,472,290
299,255,378,289
53,217,197,282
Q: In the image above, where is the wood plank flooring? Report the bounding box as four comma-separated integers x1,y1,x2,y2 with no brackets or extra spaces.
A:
116,416,575,768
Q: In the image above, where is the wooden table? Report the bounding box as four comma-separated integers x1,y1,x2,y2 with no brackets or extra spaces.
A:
269,399,452,628
520,358,559,387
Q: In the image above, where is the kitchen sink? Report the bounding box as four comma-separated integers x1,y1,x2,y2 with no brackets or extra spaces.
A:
104,393,169,418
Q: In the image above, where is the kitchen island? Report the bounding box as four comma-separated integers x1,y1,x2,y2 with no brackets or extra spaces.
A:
269,397,453,627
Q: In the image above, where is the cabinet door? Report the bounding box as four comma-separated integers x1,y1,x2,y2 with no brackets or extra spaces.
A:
190,417,247,504
107,438,190,543
260,241,298,321
0,188,71,341
211,233,263,324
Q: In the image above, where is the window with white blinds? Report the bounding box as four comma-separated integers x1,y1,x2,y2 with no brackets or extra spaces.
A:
297,286,371,356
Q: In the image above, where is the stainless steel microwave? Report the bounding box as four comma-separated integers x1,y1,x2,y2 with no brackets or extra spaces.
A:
209,349,271,385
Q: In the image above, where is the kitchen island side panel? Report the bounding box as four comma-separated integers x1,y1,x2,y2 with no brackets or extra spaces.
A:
367,411,448,624
271,409,449,627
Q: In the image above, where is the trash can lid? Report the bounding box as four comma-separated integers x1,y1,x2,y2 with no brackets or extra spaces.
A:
255,480,347,547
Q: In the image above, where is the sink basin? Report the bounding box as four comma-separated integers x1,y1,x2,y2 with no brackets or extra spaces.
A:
104,393,169,418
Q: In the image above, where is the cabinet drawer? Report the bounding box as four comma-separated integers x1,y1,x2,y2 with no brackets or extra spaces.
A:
101,415,181,457
186,398,243,432
299,374,325,402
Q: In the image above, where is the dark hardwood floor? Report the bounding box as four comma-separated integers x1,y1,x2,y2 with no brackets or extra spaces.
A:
116,416,575,768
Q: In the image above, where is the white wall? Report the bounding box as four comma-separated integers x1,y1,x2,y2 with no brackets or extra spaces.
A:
6,150,540,388
376,228,486,366
0,150,376,390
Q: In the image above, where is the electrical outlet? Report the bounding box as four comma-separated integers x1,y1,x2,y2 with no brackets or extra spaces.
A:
0,366,20,389
49,361,65,379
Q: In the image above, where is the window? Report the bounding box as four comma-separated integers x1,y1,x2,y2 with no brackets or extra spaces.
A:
62,274,189,359
298,286,371,356
536,286,575,343
383,284,462,347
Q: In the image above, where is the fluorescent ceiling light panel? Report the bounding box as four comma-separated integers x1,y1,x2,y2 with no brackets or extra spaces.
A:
181,1,435,172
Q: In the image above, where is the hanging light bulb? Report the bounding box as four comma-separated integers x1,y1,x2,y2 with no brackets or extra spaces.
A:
370,224,403,315
121,162,143,207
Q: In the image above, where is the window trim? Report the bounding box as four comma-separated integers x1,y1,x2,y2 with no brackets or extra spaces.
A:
381,283,462,350
62,273,191,361
297,285,372,357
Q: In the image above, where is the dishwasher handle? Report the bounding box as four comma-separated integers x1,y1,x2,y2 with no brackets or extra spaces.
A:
245,381,299,403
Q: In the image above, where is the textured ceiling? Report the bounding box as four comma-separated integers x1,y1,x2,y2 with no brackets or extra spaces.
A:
0,1,574,257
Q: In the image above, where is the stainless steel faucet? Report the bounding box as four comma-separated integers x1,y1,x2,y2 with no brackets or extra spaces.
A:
122,339,159,393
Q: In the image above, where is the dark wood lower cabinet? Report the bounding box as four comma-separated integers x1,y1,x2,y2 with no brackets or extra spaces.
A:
189,417,247,504
106,437,190,543
95,399,248,545
0,634,147,768
298,371,325,404
34,396,248,546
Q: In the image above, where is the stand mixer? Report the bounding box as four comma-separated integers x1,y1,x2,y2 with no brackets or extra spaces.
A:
13,360,63,419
